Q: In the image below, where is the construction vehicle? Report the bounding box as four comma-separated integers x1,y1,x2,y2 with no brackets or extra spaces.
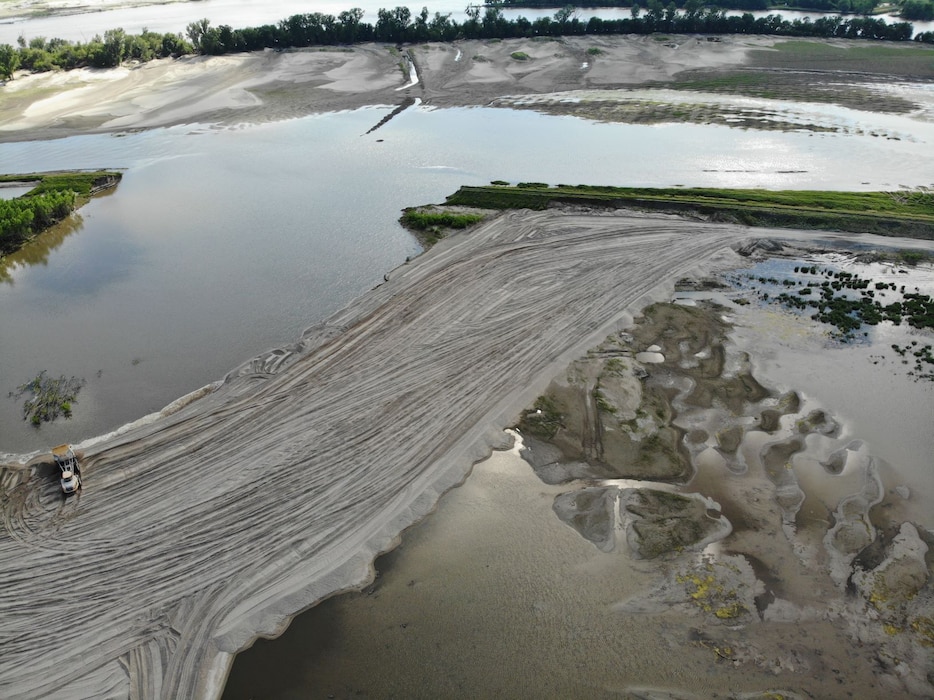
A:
52,444,81,495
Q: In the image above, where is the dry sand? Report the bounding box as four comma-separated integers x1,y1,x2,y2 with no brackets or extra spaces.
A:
0,210,765,699
0,34,774,141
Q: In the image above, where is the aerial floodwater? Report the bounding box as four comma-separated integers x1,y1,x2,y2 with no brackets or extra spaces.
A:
3,102,933,453
1,2,933,699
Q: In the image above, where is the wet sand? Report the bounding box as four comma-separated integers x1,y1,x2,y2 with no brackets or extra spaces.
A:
224,250,934,700
224,439,888,699
0,210,768,699
5,32,932,143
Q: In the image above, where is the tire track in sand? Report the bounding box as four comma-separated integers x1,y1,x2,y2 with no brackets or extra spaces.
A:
0,210,753,699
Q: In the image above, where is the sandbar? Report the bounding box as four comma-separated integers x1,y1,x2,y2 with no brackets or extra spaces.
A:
2,27,933,700
0,34,781,141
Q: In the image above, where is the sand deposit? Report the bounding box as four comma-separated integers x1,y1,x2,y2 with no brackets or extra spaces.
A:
1,210,771,699
224,242,934,700
2,22,933,699
5,33,930,143
0,35,772,142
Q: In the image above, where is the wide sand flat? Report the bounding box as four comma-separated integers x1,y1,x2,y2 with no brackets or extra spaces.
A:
0,210,764,699
0,35,772,141
3,26,933,700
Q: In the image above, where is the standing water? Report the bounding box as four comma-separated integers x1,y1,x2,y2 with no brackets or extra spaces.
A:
3,101,934,454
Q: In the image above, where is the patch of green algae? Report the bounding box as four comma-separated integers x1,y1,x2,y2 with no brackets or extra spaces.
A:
676,561,749,621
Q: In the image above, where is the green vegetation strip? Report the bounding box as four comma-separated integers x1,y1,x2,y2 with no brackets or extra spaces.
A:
401,210,485,230
0,170,121,256
445,184,934,239
400,209,485,246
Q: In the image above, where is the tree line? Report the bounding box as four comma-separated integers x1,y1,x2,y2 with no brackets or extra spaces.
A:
901,0,934,20
0,28,191,78
494,0,928,17
0,172,121,256
183,4,927,53
0,4,931,80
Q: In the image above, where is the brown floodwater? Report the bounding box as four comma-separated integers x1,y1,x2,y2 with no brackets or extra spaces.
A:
223,255,933,700
222,438,889,699
8,106,934,456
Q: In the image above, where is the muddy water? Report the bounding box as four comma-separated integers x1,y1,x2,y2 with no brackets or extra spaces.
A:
222,437,887,699
5,102,933,454
724,253,934,512
0,184,33,200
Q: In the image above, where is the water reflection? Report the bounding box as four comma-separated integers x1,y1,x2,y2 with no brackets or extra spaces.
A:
0,184,34,200
0,213,84,285
37,227,144,297
1,103,932,454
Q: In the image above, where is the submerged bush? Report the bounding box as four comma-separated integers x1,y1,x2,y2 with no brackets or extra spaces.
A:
9,371,85,426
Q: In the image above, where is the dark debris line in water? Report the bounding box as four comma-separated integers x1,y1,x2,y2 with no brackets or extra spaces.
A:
728,259,934,380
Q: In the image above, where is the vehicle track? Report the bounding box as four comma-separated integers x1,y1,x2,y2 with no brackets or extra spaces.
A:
0,210,755,699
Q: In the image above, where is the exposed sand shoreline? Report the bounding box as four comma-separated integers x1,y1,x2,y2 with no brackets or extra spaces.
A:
2,208,930,699
225,243,933,698
5,32,931,145
0,210,765,698
0,34,782,142
0,0,189,21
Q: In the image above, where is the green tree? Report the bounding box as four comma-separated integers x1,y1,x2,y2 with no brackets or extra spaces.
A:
0,43,20,80
338,7,365,42
902,0,934,20
554,5,578,25
412,6,430,40
186,18,211,53
100,28,128,67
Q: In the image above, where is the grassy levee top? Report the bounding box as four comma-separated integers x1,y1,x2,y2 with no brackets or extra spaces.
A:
0,170,121,256
445,184,934,239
